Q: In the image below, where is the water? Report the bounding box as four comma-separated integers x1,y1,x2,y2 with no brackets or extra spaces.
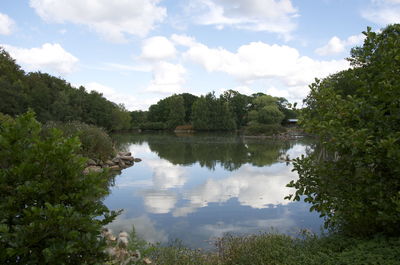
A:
104,132,323,249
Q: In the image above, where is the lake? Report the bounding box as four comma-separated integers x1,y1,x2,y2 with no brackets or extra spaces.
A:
104,132,323,249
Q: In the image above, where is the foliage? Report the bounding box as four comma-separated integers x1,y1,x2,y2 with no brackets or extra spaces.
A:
43,121,115,161
147,94,186,129
179,93,199,123
276,97,298,123
287,24,400,236
248,94,285,126
140,121,166,130
0,112,117,264
192,92,236,131
245,123,286,136
0,49,131,131
130,110,148,129
127,232,400,265
220,90,251,128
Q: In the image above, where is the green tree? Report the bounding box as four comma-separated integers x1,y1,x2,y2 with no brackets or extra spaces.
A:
166,95,185,129
178,93,198,123
220,90,250,128
287,25,400,236
248,95,285,125
0,112,117,264
192,92,236,131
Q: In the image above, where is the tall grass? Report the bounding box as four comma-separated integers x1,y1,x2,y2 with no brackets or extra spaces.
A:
126,231,400,265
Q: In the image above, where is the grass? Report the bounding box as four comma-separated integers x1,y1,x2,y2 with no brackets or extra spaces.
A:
127,231,400,265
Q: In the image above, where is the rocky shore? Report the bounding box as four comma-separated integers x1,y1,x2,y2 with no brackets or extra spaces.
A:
83,151,142,174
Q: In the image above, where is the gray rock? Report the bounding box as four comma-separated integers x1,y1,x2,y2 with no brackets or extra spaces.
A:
83,166,103,174
118,159,126,168
120,156,134,161
118,151,131,157
86,159,97,166
112,157,121,163
133,158,142,162
109,165,120,171
105,160,115,166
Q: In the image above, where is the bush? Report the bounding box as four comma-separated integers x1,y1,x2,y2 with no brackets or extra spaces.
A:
140,121,166,130
43,121,115,161
244,123,286,136
287,25,400,236
0,112,117,264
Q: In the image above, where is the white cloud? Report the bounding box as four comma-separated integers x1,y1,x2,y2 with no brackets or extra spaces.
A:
142,190,177,214
183,40,349,102
362,0,400,25
1,43,78,74
189,0,298,38
147,159,187,189
85,82,138,110
107,214,168,244
172,145,308,217
29,0,167,42
141,36,176,60
0,13,15,35
147,61,187,93
315,34,365,56
171,34,198,47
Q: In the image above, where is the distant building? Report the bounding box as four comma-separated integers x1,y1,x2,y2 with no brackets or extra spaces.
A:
286,119,298,127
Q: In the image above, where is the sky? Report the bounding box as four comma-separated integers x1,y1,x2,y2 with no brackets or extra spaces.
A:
1,0,399,110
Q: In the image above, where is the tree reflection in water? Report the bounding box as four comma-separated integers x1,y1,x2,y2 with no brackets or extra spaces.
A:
112,132,303,171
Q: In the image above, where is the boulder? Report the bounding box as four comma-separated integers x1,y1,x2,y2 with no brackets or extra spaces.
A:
86,159,97,166
134,158,142,162
118,159,126,168
105,160,115,166
120,156,134,161
124,160,134,166
112,157,121,163
83,166,103,174
118,151,131,157
109,165,121,171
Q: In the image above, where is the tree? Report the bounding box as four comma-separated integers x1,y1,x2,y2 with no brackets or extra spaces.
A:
165,95,185,129
287,24,400,236
192,92,236,131
179,93,198,123
220,90,250,128
0,112,117,264
0,49,132,132
247,95,285,125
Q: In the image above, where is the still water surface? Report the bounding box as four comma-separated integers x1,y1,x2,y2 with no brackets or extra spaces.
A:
104,132,323,249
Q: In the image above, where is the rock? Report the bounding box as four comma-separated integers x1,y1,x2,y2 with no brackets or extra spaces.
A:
83,166,103,174
120,156,134,161
105,160,115,166
109,165,121,171
118,159,126,168
125,160,134,166
118,151,131,157
112,157,121,163
133,158,142,162
86,159,97,166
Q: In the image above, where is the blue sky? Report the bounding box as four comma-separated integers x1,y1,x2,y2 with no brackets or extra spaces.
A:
1,0,399,110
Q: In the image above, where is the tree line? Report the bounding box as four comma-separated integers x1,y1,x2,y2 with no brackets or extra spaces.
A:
0,48,131,131
131,90,297,132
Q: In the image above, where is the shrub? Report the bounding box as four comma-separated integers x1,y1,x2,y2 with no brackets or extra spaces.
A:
140,121,166,130
43,121,115,161
0,112,117,264
245,123,286,136
287,25,400,236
